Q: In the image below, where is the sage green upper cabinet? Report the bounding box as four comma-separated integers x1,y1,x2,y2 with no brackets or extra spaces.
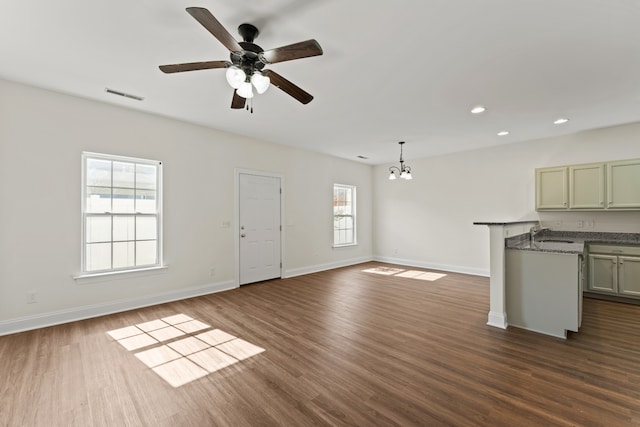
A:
536,158,640,211
606,159,640,209
536,166,568,210
569,163,605,209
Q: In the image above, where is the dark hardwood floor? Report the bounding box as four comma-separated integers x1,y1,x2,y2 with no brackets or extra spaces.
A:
1,262,640,426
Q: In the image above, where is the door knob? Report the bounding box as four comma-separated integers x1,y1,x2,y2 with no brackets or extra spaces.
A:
241,234,246,238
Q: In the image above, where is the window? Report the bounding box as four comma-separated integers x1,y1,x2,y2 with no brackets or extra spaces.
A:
333,184,356,246
82,152,162,274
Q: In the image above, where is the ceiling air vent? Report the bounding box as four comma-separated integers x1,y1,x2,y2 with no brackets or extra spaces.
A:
105,88,144,101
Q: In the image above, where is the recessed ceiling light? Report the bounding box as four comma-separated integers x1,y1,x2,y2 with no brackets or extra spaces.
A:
497,131,509,136
471,106,486,114
554,118,569,125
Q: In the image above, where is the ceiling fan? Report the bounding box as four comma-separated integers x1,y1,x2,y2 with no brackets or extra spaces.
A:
159,7,323,110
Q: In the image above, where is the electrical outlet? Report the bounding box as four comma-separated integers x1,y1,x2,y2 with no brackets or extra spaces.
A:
577,220,584,228
27,291,37,304
210,268,216,277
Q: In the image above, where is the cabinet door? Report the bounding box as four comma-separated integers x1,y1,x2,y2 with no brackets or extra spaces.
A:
588,254,618,294
536,167,568,210
569,163,605,209
607,159,640,209
618,256,640,298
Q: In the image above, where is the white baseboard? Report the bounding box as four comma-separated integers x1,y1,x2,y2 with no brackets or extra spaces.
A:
284,256,373,278
0,280,236,336
1,256,486,336
372,255,489,277
487,311,508,329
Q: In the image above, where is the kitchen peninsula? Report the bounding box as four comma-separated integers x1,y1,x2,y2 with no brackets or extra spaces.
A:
476,221,640,339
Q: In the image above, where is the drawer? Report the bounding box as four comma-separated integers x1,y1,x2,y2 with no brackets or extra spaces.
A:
588,244,640,256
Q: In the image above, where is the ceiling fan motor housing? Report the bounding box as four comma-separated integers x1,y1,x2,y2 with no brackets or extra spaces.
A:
232,24,266,74
238,23,259,43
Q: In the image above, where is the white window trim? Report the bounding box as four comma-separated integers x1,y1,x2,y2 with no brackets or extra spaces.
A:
333,183,357,248
78,152,164,277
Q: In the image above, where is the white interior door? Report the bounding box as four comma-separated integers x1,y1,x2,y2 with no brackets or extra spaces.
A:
239,173,282,285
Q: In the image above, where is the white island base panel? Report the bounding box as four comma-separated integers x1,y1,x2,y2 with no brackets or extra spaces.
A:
506,250,582,339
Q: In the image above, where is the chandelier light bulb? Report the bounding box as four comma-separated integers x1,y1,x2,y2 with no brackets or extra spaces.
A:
237,81,254,99
389,171,397,180
251,72,270,94
404,171,413,180
225,66,246,89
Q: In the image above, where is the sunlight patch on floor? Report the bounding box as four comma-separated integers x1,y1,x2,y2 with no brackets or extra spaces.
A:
107,314,265,388
396,270,447,281
362,267,447,281
362,267,404,276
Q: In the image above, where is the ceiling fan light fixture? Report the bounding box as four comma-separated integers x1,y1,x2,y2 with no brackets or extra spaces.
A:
251,72,270,94
237,81,254,99
226,66,246,89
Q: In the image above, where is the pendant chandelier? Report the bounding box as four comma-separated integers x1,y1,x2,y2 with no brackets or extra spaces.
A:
388,141,412,180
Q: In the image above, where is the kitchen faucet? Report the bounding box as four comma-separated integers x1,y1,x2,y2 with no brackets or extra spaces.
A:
530,224,549,241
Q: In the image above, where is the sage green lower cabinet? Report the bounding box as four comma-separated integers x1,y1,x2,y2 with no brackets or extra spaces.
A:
587,254,618,294
587,245,640,298
505,250,582,339
619,256,640,297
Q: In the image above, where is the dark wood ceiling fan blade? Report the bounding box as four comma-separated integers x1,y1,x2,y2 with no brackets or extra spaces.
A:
186,7,243,53
231,90,246,109
260,39,323,64
263,70,314,104
159,60,230,74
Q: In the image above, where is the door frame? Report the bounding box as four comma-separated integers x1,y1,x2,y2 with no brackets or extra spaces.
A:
234,168,285,286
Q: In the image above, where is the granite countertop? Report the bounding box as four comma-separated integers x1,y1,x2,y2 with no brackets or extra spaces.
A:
505,230,640,255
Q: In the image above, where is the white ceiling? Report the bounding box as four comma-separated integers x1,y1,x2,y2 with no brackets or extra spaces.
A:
2,1,640,165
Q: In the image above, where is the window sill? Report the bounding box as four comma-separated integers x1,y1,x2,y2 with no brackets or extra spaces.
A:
73,265,168,285
333,243,358,248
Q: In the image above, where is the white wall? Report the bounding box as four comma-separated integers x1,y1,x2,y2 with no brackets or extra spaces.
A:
0,79,372,329
373,123,640,276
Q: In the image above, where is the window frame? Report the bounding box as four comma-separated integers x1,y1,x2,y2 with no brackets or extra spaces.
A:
333,183,357,247
80,152,163,276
